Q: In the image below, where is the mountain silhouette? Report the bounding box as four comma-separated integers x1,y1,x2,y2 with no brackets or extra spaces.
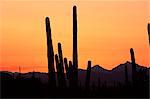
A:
1,61,149,98
1,61,149,87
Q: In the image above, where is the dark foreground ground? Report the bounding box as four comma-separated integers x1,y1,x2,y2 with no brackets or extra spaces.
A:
1,74,149,98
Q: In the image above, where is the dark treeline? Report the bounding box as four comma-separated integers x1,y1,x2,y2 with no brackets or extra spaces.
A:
1,5,149,98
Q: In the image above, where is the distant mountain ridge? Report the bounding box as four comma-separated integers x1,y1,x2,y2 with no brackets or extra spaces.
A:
1,61,149,86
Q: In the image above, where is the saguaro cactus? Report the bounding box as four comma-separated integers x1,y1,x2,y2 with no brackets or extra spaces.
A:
45,17,56,87
85,61,91,89
55,54,60,85
64,58,69,78
57,43,66,88
68,60,73,87
72,5,78,87
58,43,65,74
17,66,21,79
130,48,136,85
55,54,63,87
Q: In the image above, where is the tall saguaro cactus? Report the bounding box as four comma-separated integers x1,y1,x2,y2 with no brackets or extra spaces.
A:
45,17,56,87
85,61,91,89
73,5,78,87
130,48,136,85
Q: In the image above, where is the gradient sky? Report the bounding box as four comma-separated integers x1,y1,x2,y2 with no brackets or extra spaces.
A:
0,0,149,73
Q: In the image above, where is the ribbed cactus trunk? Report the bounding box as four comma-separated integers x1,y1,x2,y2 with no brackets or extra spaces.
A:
57,43,66,88
85,61,91,89
125,64,128,85
130,48,136,85
72,5,78,87
45,17,56,87
148,23,150,45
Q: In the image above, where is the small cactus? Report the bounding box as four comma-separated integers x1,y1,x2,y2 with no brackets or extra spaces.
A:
64,58,69,79
85,61,91,89
130,48,136,85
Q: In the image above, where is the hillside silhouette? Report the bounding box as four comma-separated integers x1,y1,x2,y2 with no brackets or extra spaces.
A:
1,62,149,98
1,5,149,98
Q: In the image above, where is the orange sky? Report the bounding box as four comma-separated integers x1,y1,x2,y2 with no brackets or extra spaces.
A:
0,0,149,73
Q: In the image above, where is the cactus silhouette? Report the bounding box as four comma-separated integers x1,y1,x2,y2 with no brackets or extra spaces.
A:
68,60,74,88
55,54,61,87
45,17,56,87
72,5,78,87
85,61,91,89
17,66,21,79
64,58,74,88
130,48,136,85
64,58,69,79
55,54,66,88
58,43,64,72
124,64,128,85
57,43,66,88
148,23,150,45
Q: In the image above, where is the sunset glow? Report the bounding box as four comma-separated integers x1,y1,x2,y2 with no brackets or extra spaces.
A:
0,0,149,72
